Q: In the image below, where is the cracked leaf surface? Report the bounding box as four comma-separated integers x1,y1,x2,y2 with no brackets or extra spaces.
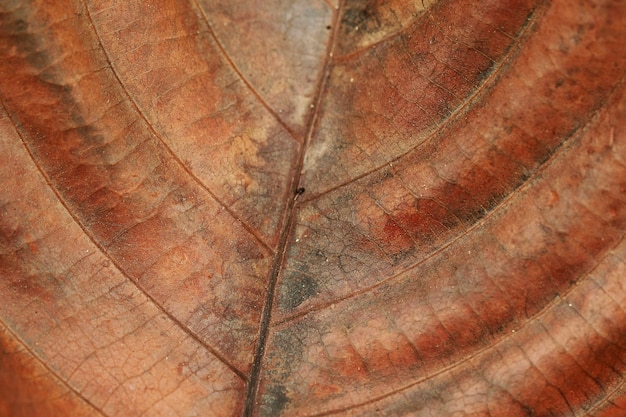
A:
0,0,625,416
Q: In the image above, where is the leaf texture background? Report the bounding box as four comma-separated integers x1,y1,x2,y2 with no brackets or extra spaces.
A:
0,0,625,416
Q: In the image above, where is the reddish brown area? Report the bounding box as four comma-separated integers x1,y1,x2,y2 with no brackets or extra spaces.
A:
302,0,538,195
0,323,100,417
87,0,301,246
0,0,270,372
0,104,244,415
0,0,625,416
277,0,626,319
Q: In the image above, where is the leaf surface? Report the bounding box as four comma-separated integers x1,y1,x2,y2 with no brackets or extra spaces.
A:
0,0,625,416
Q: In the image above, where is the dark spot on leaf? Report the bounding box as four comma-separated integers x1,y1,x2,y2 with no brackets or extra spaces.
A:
279,273,319,310
12,19,28,33
261,385,289,416
73,125,106,147
341,1,381,34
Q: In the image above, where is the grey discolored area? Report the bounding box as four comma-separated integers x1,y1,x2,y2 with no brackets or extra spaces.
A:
279,272,319,311
260,384,289,417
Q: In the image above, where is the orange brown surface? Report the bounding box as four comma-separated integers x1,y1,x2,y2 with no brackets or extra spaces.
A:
0,0,625,416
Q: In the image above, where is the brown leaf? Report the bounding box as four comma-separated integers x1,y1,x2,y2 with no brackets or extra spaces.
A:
1,0,625,416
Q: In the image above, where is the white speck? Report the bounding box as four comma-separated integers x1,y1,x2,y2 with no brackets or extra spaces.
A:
512,329,515,333
295,238,300,242
355,26,359,31
310,104,315,108
568,303,573,307
329,52,333,57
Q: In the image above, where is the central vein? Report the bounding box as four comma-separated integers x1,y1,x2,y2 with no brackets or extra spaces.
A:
242,2,343,416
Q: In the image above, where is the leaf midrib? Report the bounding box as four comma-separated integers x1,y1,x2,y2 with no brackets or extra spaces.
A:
241,1,344,414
